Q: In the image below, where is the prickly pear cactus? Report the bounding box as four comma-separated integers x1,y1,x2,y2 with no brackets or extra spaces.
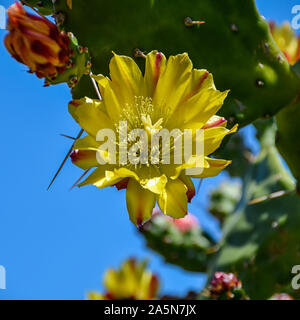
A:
208,182,241,223
7,0,300,300
47,32,92,88
140,212,216,272
214,132,253,178
48,0,299,127
276,98,300,188
209,120,300,299
21,0,54,15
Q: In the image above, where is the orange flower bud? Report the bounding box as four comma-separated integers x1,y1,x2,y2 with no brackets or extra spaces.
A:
4,2,73,79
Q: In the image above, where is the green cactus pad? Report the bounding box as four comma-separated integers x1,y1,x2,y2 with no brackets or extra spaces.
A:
140,214,216,273
276,98,300,187
52,0,299,126
210,121,300,299
46,33,92,89
209,182,241,222
22,0,54,15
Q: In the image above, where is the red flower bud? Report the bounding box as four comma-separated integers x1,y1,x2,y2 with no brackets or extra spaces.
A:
4,2,73,79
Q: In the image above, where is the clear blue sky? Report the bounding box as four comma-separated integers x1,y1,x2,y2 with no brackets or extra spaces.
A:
0,0,296,300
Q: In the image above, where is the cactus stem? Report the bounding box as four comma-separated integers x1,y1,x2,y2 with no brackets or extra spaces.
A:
184,17,205,27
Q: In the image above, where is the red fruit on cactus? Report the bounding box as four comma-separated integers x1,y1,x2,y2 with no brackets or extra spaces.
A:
4,2,73,79
172,214,199,233
151,208,199,232
270,293,294,300
209,272,242,299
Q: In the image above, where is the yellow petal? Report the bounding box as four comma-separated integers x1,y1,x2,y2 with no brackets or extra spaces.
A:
203,115,227,129
141,175,168,195
134,166,168,194
153,53,192,114
87,292,105,300
203,124,238,156
109,53,143,105
157,179,188,219
114,167,140,181
78,166,121,188
179,174,195,202
68,97,113,137
104,259,142,299
181,69,212,101
176,70,229,128
73,135,100,151
193,157,232,178
126,178,155,226
103,83,123,122
144,51,166,97
91,74,110,97
161,157,209,179
70,150,98,170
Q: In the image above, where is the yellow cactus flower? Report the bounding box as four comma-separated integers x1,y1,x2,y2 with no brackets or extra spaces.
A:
88,259,159,300
270,21,300,65
69,51,237,226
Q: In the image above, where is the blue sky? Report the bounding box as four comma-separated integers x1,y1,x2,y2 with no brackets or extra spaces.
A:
0,0,297,300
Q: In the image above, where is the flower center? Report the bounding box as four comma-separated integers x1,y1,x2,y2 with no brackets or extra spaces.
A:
114,96,169,167
141,114,164,138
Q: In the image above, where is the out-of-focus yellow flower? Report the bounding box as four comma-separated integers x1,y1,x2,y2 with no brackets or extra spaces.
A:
270,21,300,65
69,51,237,226
66,0,73,10
4,2,73,79
88,259,159,300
